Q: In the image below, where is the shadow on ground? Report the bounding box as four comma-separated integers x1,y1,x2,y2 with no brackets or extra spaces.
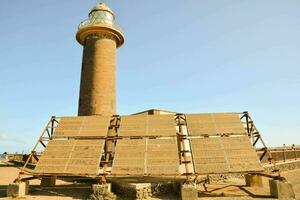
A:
0,185,7,198
198,184,273,199
30,184,91,199
1,184,91,199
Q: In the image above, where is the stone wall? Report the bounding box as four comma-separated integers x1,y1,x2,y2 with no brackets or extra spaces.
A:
258,149,300,164
78,34,117,116
264,160,300,173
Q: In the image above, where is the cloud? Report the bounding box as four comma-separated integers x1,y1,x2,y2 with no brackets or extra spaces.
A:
0,133,23,144
0,133,7,140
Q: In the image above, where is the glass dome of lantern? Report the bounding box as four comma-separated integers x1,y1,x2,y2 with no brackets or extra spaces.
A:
88,3,115,26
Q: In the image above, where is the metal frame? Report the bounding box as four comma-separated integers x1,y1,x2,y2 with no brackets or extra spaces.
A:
15,116,59,182
183,112,266,176
15,112,274,184
240,111,273,164
110,114,182,178
100,115,120,183
174,113,196,182
15,116,113,183
184,112,247,137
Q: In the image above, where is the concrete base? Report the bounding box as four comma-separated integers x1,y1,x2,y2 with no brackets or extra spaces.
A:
112,182,152,200
41,176,56,187
91,184,116,200
7,181,29,198
245,174,263,187
269,179,295,199
92,183,112,194
112,181,182,199
181,183,198,200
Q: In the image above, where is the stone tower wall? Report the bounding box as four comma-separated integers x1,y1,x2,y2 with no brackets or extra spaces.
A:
78,34,116,116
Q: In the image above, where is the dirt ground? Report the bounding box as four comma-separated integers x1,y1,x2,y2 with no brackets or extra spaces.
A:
0,161,299,200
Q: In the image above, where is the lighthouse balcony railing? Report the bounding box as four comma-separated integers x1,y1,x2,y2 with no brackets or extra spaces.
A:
78,19,123,34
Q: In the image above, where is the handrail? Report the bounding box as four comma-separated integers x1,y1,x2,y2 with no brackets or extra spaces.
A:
78,19,124,34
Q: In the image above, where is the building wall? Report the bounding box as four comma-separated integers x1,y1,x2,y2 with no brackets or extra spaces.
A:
258,148,300,163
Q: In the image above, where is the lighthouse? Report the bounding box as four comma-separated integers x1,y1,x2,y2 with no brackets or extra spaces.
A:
76,2,124,116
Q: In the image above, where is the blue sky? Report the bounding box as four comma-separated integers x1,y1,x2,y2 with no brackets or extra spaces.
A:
0,0,299,153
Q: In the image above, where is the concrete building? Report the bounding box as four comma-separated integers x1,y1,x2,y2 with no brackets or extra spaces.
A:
76,2,124,116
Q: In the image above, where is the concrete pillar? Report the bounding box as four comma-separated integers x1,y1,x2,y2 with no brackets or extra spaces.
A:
269,179,295,199
78,34,117,116
41,176,56,187
181,183,198,200
112,182,152,200
92,183,111,193
92,184,116,199
7,181,29,198
245,174,263,187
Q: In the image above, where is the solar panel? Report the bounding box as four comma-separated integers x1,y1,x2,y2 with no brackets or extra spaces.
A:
34,139,104,175
186,113,246,136
53,116,111,137
111,138,180,176
146,138,179,175
190,136,263,174
111,139,146,175
32,113,264,178
118,115,176,137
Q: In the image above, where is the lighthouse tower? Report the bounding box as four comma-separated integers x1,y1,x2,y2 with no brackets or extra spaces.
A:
76,2,124,116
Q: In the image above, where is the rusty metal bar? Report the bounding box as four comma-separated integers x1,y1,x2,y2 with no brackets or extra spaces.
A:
101,115,120,183
260,149,267,161
40,141,46,148
32,152,39,162
46,129,51,138
50,116,55,136
175,113,192,182
245,113,274,164
283,145,286,162
15,117,54,182
244,112,250,136
248,172,286,181
253,136,260,146
294,145,298,160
